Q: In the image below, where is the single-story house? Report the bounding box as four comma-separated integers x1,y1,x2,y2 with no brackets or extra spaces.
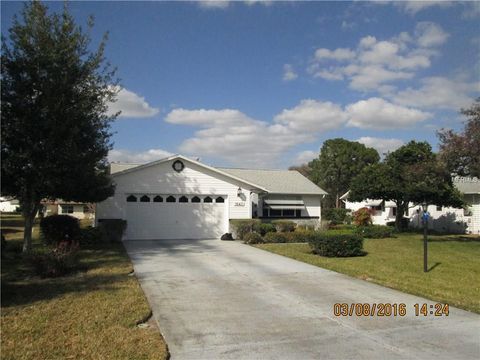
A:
96,155,327,240
0,197,20,213
341,176,480,234
42,200,94,220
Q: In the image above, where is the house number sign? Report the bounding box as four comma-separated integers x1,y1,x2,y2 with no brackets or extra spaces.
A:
234,201,245,207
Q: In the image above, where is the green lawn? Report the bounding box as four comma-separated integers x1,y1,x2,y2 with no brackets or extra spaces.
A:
256,233,480,313
1,214,168,360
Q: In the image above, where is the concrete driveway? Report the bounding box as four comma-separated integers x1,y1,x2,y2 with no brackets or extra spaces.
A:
125,239,480,360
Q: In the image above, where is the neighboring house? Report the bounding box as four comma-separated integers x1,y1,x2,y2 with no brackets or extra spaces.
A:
0,197,20,212
97,155,327,240
341,177,480,235
42,200,94,220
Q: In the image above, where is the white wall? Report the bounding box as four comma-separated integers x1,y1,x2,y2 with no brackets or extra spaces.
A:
344,199,394,225
97,159,254,223
303,195,322,218
0,199,19,212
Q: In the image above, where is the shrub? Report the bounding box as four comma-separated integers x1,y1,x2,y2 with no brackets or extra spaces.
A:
253,222,276,236
40,215,80,246
263,232,287,243
308,233,364,257
230,219,260,240
271,220,296,232
355,225,394,238
30,241,80,278
325,229,356,236
296,224,316,231
284,230,316,243
220,233,234,241
328,224,356,231
97,219,127,242
243,232,264,244
353,207,373,226
78,226,109,246
386,218,410,230
323,208,352,225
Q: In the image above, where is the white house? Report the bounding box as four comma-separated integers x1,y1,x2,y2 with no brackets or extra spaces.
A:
0,197,20,212
42,200,94,220
96,155,327,240
341,177,480,234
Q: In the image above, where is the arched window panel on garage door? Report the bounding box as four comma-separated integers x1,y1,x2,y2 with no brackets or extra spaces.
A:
140,195,150,202
191,196,201,203
166,196,176,203
179,196,188,203
153,195,163,202
215,196,225,203
126,195,137,202
203,196,213,203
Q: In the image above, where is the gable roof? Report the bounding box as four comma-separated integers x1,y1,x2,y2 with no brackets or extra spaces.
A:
109,155,326,195
218,168,327,195
110,155,268,192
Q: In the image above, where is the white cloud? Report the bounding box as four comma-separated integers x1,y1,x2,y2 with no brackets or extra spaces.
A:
308,23,449,91
415,22,450,48
393,1,453,15
356,137,404,156
295,150,317,165
282,64,298,81
393,77,478,110
274,100,347,132
346,97,432,129
108,87,160,118
198,1,230,9
108,148,173,163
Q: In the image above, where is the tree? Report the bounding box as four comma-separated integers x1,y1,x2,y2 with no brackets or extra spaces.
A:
288,164,312,178
1,1,118,252
438,99,480,177
350,141,463,231
308,138,380,208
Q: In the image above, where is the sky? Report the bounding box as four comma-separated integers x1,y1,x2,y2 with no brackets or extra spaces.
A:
2,1,479,169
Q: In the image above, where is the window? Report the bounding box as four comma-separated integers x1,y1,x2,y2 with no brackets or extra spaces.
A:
191,196,201,203
83,205,89,213
61,205,74,214
282,209,294,217
166,196,176,203
140,195,150,202
179,196,188,203
215,196,225,203
270,209,282,217
203,196,212,203
126,195,137,202
153,195,163,202
436,205,442,211
295,209,302,218
392,207,397,216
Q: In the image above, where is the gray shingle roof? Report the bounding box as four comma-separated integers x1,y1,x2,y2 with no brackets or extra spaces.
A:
218,168,327,195
453,177,480,194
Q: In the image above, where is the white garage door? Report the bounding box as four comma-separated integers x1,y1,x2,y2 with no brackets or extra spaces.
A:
125,194,227,240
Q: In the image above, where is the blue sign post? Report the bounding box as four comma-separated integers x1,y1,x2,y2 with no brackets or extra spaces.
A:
422,206,429,273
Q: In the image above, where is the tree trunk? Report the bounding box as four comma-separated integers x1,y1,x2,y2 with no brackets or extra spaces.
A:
394,202,405,232
22,199,39,253
335,193,340,208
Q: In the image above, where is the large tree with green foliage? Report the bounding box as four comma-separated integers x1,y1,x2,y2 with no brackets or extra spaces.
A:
438,99,480,178
349,141,463,231
1,1,118,252
308,138,380,208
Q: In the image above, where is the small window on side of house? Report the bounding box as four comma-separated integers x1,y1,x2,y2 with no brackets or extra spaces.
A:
140,195,150,202
61,205,74,214
153,195,163,202
215,196,225,203
127,195,137,202
204,196,212,203
179,196,188,203
436,205,442,211
166,196,176,203
191,196,201,203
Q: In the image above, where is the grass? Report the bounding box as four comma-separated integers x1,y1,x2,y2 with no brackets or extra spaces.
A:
1,214,168,360
256,233,480,313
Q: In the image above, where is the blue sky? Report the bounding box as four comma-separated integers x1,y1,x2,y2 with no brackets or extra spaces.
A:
2,1,479,168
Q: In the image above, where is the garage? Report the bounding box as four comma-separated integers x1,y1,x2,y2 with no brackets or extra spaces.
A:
125,194,227,240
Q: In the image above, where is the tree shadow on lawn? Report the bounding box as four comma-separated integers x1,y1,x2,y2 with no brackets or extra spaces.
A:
1,272,130,308
428,262,441,272
427,236,480,243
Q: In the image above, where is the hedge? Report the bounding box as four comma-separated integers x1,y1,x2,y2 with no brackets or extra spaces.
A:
271,220,296,232
40,215,80,246
308,232,364,257
284,230,316,243
354,225,394,239
263,232,288,243
323,208,351,225
230,219,260,240
253,222,276,236
244,232,264,244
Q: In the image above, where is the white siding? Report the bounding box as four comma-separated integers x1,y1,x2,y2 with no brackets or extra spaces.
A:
303,195,322,218
97,159,254,223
